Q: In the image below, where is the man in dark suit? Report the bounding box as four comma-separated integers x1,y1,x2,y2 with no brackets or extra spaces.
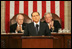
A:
43,12,61,32
10,14,27,33
24,12,51,36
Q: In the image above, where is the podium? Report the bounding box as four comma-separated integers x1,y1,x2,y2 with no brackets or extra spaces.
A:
1,33,71,48
21,36,57,48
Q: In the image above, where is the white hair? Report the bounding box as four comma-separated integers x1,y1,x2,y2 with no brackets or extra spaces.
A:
16,14,24,19
44,12,52,18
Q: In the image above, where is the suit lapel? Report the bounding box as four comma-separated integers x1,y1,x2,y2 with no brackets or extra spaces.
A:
15,23,17,30
38,22,42,34
31,22,37,34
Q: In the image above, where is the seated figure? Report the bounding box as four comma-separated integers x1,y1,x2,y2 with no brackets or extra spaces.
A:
43,12,61,32
10,14,27,33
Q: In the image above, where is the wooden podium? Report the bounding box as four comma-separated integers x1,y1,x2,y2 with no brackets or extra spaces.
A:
1,33,71,48
21,36,57,48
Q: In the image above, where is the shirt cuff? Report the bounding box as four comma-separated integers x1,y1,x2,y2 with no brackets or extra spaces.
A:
15,30,18,33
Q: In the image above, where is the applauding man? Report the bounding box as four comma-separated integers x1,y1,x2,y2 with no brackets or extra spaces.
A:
43,12,61,32
10,14,27,33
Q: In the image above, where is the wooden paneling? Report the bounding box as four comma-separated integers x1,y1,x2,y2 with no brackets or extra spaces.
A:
8,36,22,48
1,36,9,48
64,35,71,48
1,33,71,48
53,36,64,48
22,39,53,48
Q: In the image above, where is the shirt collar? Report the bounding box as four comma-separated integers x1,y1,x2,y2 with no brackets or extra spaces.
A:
47,23,49,25
34,21,40,27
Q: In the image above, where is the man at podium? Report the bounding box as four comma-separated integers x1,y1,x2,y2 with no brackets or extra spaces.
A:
24,12,51,36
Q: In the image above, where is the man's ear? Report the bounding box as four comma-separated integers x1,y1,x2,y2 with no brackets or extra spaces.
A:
51,16,53,19
32,17,33,20
16,19,17,22
38,16,40,20
51,17,53,21
32,17,34,22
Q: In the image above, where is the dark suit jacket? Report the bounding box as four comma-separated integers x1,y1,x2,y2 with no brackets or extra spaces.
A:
24,22,51,36
10,23,27,33
43,20,61,32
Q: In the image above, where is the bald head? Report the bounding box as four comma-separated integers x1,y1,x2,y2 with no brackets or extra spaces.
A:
16,14,24,19
16,14,24,25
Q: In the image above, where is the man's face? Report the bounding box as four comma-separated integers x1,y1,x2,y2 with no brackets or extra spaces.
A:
16,15,24,25
44,14,52,23
32,12,40,22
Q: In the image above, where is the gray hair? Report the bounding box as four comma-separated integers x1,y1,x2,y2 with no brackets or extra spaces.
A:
44,12,52,18
16,14,24,19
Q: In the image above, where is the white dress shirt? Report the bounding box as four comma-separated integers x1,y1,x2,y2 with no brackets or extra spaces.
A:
47,23,49,26
34,21,40,31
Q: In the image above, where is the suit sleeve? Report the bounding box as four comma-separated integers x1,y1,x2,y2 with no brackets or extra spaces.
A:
10,26,12,33
10,25,15,33
50,21,61,32
24,24,29,36
45,24,51,36
54,21,61,32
